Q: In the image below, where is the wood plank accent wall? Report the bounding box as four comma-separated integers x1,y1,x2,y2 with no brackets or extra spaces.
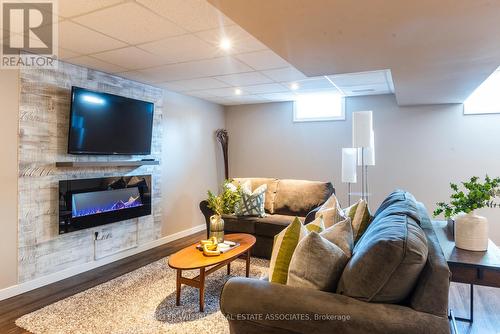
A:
18,61,163,283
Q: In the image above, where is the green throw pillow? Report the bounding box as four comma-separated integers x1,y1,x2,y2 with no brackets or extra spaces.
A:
269,216,324,284
344,199,371,242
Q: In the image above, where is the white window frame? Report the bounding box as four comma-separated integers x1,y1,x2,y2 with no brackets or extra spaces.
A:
292,94,346,122
463,67,500,115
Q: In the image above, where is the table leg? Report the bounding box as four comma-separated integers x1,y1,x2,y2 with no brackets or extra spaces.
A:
227,262,231,275
176,269,181,306
449,283,474,323
245,249,250,277
199,268,206,312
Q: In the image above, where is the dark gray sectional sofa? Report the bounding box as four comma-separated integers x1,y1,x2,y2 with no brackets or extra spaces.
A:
219,190,451,334
200,178,334,258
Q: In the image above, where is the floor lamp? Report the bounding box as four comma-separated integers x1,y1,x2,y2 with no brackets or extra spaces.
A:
342,148,357,206
358,131,375,203
352,111,373,202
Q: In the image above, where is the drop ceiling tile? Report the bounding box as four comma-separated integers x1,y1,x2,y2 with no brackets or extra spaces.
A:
92,47,167,70
241,83,288,94
202,96,232,105
283,77,337,92
138,34,220,64
116,70,160,84
260,92,297,101
57,0,125,18
58,47,81,60
198,87,250,97
261,67,307,82
73,2,186,44
136,56,253,82
68,56,127,73
184,90,218,98
136,0,234,32
158,78,229,91
215,72,273,86
59,21,127,54
236,50,290,70
195,24,267,54
228,95,271,104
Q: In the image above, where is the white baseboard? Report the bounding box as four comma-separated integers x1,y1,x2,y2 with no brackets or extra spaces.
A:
0,224,206,301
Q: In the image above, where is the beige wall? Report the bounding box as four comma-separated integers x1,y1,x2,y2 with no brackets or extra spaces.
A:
0,70,19,289
225,94,500,244
161,91,225,236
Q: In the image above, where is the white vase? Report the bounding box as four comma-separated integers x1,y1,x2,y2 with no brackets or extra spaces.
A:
454,212,488,251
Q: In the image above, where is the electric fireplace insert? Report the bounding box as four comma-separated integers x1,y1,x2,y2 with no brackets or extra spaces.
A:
59,175,151,234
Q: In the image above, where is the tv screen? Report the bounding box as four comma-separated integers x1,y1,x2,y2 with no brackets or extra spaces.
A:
68,86,154,155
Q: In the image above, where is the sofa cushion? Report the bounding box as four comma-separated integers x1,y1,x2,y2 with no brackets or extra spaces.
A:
373,189,420,224
336,213,428,303
416,201,432,229
254,214,298,237
233,178,279,213
287,232,349,292
222,214,256,234
273,179,333,216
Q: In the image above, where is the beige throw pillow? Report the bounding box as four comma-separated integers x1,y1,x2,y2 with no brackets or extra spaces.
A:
320,217,354,257
287,232,349,292
287,217,354,291
315,194,347,228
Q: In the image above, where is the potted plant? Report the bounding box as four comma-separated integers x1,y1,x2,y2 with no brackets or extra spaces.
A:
434,175,500,251
206,179,241,243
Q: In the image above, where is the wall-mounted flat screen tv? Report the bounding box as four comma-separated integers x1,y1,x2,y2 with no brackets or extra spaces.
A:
68,86,154,155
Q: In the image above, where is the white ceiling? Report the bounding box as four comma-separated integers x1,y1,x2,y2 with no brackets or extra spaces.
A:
10,0,394,105
208,0,500,106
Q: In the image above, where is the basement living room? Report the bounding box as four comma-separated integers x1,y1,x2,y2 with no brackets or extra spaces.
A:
1,1,500,333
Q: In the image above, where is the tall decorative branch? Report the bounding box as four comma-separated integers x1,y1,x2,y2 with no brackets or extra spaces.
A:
216,129,229,179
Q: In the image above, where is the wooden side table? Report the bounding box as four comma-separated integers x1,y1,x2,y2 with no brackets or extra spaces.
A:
168,233,256,312
433,221,500,329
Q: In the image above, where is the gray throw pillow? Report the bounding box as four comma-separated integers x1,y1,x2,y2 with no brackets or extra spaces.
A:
287,232,350,292
320,217,354,257
336,214,428,303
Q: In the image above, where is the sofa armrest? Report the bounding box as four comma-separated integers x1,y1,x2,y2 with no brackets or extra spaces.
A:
199,200,213,238
221,277,450,334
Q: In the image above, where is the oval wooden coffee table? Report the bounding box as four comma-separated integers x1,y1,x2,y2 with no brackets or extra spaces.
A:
168,233,256,312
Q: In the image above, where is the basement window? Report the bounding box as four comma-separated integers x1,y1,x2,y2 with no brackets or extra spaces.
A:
464,68,500,115
293,92,345,122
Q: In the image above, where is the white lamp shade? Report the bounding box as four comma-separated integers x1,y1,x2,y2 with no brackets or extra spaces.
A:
342,148,357,183
358,130,375,166
352,111,373,148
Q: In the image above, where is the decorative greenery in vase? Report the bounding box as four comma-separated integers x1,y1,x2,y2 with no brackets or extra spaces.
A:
433,175,500,219
206,179,241,216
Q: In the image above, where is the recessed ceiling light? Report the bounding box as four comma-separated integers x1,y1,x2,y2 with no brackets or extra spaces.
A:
234,88,242,95
220,38,232,51
290,82,299,90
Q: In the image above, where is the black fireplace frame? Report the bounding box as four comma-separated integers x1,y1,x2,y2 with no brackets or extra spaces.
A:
59,175,152,234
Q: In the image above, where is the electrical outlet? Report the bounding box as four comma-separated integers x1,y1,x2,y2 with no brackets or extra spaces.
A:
94,230,112,241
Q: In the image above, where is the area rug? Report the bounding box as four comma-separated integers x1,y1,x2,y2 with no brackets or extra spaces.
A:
16,257,269,334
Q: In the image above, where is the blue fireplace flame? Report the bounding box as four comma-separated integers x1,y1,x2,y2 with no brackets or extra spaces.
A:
72,187,143,218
